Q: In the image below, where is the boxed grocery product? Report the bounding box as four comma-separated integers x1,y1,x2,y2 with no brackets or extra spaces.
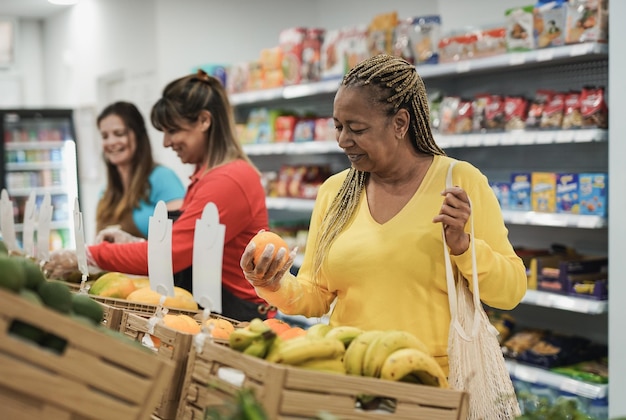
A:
565,0,609,44
534,255,607,298
534,0,568,48
474,26,507,58
177,339,469,420
314,117,335,142
0,289,175,420
393,15,441,65
367,11,398,57
301,28,325,84
279,27,307,86
342,24,369,72
321,28,345,80
555,173,580,214
491,182,511,210
226,62,249,94
510,172,532,211
578,172,607,216
274,115,298,143
531,172,557,213
505,5,536,51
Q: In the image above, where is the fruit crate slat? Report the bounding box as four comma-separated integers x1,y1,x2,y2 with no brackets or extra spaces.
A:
0,289,175,420
120,311,197,420
178,338,469,420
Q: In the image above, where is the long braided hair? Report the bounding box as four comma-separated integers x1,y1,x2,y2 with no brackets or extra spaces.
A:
312,54,445,283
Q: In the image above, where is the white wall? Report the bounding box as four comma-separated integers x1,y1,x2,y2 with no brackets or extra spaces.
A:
608,0,625,416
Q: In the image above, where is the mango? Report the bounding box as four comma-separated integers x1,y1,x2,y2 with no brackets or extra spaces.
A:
88,272,137,299
125,286,198,310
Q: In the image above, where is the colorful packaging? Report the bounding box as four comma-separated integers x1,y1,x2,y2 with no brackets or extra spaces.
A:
556,173,580,214
505,5,535,51
534,0,568,48
491,182,511,210
279,27,307,86
510,173,532,211
565,0,609,44
320,29,344,80
301,28,325,84
408,15,441,65
579,173,608,216
341,25,369,73
532,172,557,213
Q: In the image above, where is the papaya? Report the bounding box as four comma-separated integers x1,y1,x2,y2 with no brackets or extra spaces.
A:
162,314,201,334
0,255,26,293
125,286,198,310
88,272,137,299
72,294,105,324
130,277,150,289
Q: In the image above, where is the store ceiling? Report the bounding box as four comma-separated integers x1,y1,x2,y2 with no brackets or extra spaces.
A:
0,0,72,19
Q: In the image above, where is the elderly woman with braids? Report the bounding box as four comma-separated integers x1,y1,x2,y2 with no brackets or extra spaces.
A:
240,54,526,373
44,70,273,321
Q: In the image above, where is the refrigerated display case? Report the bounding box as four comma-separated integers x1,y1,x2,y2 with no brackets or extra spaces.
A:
1,109,79,251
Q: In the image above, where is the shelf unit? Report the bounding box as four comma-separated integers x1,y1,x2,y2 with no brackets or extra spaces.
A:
233,42,609,403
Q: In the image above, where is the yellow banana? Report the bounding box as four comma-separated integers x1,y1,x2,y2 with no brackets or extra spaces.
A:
379,348,449,388
248,317,271,334
272,336,345,365
324,325,363,349
362,330,430,378
229,328,263,352
343,330,384,376
264,336,284,362
306,323,332,339
296,357,346,375
243,337,273,358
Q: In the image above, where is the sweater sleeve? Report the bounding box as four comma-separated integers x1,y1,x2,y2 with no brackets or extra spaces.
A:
254,172,346,317
450,162,527,309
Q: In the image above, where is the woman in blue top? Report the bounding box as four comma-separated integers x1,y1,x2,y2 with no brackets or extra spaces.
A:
95,101,185,239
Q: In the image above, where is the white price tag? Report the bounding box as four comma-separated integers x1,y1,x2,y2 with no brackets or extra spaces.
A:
192,202,225,313
22,191,37,258
535,131,553,144
456,61,471,73
0,189,20,253
536,49,554,62
570,43,590,57
509,53,526,66
147,201,175,297
577,215,601,229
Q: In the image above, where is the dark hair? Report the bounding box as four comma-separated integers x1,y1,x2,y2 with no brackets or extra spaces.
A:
342,54,445,156
96,101,156,234
150,69,252,170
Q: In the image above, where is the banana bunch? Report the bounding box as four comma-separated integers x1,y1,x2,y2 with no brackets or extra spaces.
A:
228,318,277,359
343,329,448,388
265,334,346,373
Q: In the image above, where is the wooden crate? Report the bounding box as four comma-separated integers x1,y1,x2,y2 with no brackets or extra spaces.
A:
178,339,469,420
89,295,201,331
0,289,175,420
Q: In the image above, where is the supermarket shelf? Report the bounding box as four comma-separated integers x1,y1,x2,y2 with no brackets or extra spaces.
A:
502,210,607,229
242,129,606,155
243,140,341,155
5,141,69,150
505,360,607,400
266,197,315,212
230,78,341,105
6,162,65,171
229,43,607,106
521,289,608,314
417,42,608,79
438,129,607,148
7,186,68,197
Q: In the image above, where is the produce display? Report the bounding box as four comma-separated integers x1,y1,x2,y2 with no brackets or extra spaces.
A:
228,318,448,388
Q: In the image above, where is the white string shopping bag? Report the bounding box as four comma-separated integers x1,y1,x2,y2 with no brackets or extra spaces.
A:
443,161,521,420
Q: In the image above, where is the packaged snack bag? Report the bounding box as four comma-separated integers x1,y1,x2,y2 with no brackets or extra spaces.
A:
506,5,536,51
301,28,325,84
565,0,608,44
534,0,567,48
280,27,307,86
580,86,608,129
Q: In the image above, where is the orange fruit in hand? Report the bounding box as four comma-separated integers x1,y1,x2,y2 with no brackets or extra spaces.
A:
251,231,289,266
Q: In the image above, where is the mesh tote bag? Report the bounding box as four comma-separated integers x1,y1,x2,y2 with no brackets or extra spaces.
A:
443,161,521,420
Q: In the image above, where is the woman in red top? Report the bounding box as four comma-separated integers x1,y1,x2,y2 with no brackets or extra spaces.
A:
45,70,271,321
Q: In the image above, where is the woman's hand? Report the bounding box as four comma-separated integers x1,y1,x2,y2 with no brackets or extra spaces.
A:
240,239,296,292
95,226,145,244
433,186,471,255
